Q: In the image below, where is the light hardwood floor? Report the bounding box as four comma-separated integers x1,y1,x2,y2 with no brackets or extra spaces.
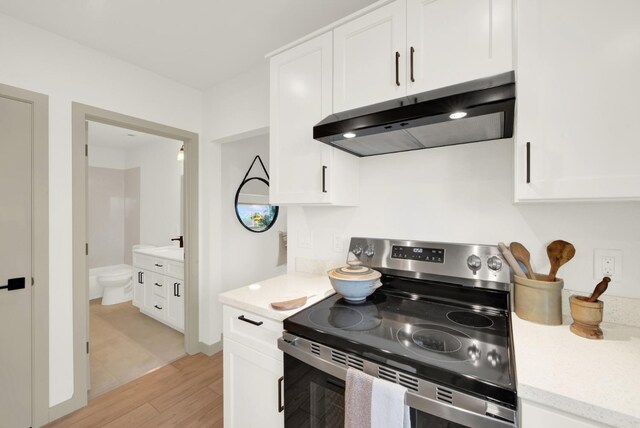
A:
46,352,223,428
89,299,186,399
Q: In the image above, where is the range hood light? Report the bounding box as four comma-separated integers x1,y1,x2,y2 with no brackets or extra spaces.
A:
343,132,356,139
449,111,467,120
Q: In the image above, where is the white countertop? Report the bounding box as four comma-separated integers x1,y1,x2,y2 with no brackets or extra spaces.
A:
218,272,336,321
512,314,640,427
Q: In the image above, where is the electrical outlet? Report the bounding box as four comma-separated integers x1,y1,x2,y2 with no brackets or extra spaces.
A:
593,249,623,280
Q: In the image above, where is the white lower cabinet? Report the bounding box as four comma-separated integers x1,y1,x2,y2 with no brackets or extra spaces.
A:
133,252,184,332
167,279,184,331
132,268,145,308
223,337,283,428
520,399,601,428
223,305,284,428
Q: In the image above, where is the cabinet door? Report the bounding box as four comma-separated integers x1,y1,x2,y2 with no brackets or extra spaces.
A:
223,337,283,428
167,279,184,331
515,0,640,201
333,0,406,112
270,32,335,205
132,269,145,308
406,0,512,95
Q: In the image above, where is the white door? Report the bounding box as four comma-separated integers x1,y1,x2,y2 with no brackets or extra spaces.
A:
333,0,406,112
223,338,283,428
406,0,512,95
0,94,32,427
514,0,640,201
167,278,184,331
269,32,334,205
133,268,145,307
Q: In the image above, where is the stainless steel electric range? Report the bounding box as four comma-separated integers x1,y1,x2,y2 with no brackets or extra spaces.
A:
278,237,517,428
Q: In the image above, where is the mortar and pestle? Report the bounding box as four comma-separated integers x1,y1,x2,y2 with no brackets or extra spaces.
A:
569,277,610,340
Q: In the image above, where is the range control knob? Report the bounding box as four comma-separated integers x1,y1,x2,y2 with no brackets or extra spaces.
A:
364,246,375,257
351,245,362,256
467,255,482,274
487,256,503,271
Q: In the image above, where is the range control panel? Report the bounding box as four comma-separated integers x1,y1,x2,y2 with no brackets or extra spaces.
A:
391,245,445,263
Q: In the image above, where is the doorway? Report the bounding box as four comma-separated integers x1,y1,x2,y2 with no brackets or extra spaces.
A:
67,103,199,414
86,121,188,399
0,83,49,427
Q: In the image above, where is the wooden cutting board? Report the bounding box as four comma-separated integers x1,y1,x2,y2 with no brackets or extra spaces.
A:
270,296,308,311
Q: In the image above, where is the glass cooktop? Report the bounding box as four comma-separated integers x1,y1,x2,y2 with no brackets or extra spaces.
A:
283,277,516,406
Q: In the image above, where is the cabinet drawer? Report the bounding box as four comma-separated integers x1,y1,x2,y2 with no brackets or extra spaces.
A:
133,253,169,274
152,274,167,298
152,295,166,317
223,306,283,361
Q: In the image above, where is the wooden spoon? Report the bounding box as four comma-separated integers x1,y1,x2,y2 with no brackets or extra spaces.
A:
547,240,576,281
509,242,535,280
587,277,611,302
270,296,308,311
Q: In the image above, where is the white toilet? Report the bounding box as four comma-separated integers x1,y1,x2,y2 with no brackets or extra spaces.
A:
97,266,133,305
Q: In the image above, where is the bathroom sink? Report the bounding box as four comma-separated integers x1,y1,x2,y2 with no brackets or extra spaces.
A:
134,246,184,261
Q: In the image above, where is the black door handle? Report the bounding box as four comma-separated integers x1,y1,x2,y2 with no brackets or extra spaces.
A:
322,165,327,193
155,282,162,287
526,142,531,184
410,47,415,82
278,376,284,413
395,51,401,86
0,277,25,291
154,305,162,310
238,315,263,326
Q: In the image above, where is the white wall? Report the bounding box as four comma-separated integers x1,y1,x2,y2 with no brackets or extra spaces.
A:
220,134,287,291
200,62,271,345
0,13,204,407
127,141,184,247
288,139,640,299
86,145,127,169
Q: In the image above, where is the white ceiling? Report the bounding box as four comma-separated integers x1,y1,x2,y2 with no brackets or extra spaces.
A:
88,121,180,149
0,0,379,90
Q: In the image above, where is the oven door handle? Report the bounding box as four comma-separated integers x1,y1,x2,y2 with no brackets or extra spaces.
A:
278,336,517,428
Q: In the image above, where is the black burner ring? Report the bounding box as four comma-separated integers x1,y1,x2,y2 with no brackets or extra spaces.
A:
446,311,494,328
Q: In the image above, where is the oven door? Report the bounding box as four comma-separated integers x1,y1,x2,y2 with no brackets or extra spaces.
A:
279,336,517,428
285,354,474,428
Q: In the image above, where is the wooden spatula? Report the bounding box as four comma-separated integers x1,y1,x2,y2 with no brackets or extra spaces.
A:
270,296,308,311
547,240,576,281
587,277,611,302
509,242,536,280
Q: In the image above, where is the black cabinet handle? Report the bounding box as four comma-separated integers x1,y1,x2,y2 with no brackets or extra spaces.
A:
138,272,143,284
154,304,162,310
322,165,327,193
278,376,284,413
526,142,531,184
0,277,25,291
238,315,263,326
395,51,401,86
155,263,163,268
176,283,181,298
410,47,415,82
155,282,162,287
173,282,177,297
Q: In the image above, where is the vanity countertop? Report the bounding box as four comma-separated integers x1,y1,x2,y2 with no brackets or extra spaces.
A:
219,272,336,321
133,246,184,262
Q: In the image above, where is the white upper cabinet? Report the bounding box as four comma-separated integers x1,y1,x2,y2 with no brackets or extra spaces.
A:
406,0,513,95
270,32,359,206
333,1,407,112
514,0,640,201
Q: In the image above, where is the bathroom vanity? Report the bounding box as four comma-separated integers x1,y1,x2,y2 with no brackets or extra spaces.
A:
132,246,184,332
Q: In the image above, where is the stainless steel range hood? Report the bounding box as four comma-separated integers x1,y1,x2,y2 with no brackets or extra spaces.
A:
313,72,515,157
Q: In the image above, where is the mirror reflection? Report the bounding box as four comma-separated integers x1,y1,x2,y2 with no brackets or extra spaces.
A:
235,177,278,232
